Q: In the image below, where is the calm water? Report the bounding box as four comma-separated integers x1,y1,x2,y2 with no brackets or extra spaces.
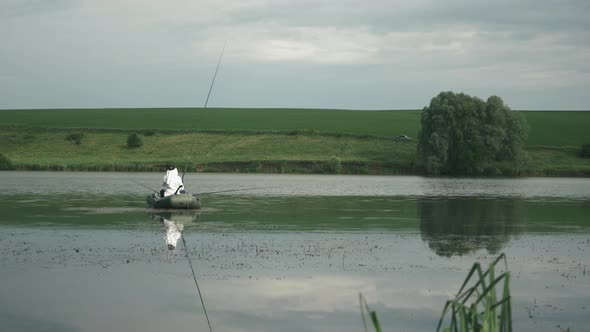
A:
1,172,589,332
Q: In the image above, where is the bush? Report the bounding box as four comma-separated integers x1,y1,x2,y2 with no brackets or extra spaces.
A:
580,144,590,158
327,156,342,174
418,92,528,176
143,130,157,136
65,133,84,145
0,153,13,170
127,133,143,149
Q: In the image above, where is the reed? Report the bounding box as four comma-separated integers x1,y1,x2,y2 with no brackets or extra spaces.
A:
436,253,512,332
359,293,382,332
360,254,512,332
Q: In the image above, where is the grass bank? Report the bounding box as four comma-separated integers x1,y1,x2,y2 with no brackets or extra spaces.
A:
0,126,417,174
1,108,589,176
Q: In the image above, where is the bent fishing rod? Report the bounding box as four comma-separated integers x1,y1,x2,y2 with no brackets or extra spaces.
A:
178,44,227,332
181,42,227,181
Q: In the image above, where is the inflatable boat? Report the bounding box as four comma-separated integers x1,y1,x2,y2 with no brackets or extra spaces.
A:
146,193,201,210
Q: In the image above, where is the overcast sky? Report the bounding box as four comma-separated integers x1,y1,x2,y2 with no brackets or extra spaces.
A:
1,0,589,110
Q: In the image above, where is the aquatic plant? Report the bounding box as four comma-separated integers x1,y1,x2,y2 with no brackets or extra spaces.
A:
360,253,512,332
359,293,382,332
436,253,512,332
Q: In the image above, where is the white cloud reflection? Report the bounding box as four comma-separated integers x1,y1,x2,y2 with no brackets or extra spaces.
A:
204,275,452,313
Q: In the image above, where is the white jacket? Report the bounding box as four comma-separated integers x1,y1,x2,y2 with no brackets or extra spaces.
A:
162,168,184,196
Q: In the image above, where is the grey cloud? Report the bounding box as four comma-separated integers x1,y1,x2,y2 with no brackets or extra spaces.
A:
0,0,78,19
1,0,589,109
222,0,590,32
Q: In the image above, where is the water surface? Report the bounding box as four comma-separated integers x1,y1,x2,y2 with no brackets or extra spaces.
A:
1,172,589,332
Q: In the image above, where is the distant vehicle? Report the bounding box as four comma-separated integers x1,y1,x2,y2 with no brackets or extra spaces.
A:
395,135,411,142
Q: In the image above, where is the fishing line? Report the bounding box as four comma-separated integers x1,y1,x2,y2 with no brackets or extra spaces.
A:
181,234,214,332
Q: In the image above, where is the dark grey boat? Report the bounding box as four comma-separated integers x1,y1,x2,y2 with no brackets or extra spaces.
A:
146,193,201,210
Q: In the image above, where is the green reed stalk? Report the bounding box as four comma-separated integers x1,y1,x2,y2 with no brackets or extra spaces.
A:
437,253,512,332
359,293,382,332
360,253,512,332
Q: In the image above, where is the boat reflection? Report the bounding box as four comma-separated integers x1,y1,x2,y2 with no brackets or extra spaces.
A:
149,211,200,250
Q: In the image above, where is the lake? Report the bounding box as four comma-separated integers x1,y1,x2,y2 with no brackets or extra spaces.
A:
1,172,589,332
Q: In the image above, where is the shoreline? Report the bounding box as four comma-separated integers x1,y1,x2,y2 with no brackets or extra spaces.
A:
5,160,590,177
2,109,589,177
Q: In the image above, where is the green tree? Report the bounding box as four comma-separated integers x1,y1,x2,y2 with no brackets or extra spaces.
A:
418,92,528,175
127,133,143,149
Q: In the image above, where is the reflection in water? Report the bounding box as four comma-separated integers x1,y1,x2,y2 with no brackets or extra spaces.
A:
150,211,200,250
163,220,183,250
419,198,521,257
3,172,590,332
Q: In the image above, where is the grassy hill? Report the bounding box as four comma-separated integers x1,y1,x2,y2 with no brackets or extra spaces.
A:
0,108,589,175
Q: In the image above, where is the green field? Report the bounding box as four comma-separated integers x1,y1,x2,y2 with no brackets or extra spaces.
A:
0,108,420,139
1,108,589,146
1,108,589,175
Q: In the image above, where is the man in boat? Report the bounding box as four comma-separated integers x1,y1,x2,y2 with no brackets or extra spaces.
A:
160,164,185,197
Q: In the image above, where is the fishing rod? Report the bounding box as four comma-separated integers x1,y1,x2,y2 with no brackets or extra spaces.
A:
204,41,226,110
132,180,159,194
181,42,227,181
197,187,277,195
176,43,227,332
